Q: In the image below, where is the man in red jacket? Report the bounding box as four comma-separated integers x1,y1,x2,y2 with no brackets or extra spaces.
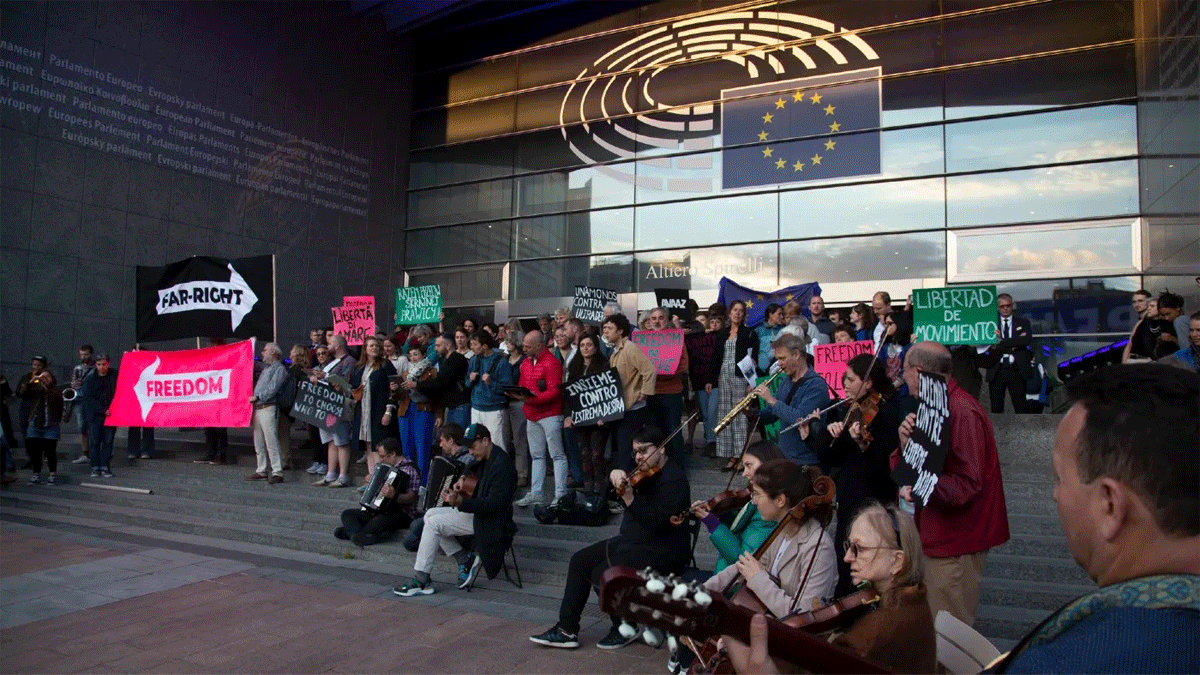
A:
510,330,567,507
894,341,1010,626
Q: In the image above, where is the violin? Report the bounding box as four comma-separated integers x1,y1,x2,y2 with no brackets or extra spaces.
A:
670,488,751,526
840,392,883,446
783,584,881,633
614,412,698,497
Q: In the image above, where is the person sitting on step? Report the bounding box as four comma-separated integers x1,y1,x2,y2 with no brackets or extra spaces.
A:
335,438,420,547
392,423,517,596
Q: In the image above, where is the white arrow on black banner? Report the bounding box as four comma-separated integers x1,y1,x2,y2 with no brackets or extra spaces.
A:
155,263,260,331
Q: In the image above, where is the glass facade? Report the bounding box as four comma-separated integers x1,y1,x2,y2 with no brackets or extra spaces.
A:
402,0,1198,333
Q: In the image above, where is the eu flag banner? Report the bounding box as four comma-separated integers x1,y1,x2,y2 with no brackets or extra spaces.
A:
717,278,822,328
721,67,881,190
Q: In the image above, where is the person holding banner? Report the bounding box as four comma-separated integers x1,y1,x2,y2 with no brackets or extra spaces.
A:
603,313,657,472
643,308,689,463
820,354,902,595
563,334,612,494
894,342,1009,626
247,343,289,484
753,333,830,467
708,300,759,469
312,335,357,488
351,337,398,483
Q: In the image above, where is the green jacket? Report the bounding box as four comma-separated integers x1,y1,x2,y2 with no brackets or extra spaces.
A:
710,502,778,573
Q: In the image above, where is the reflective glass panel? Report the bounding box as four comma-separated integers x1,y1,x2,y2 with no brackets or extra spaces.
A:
405,222,512,268
946,160,1138,228
514,208,633,259
511,254,634,300
778,231,945,283
409,138,517,189
780,177,945,239
994,276,1140,334
1144,217,1200,274
951,220,1136,281
945,104,1136,173
409,266,505,305
407,178,513,228
634,243,778,292
516,166,635,216
634,192,777,251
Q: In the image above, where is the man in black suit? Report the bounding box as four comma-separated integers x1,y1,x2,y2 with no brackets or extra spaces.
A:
985,293,1035,413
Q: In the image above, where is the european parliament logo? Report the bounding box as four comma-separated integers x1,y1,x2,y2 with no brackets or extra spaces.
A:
721,68,881,190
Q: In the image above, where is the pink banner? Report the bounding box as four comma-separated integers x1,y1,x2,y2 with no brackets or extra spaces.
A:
813,340,875,398
630,329,685,375
106,340,254,428
332,295,375,346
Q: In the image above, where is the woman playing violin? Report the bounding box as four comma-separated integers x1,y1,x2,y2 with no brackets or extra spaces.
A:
690,440,785,578
704,460,838,619
819,353,904,595
830,502,936,673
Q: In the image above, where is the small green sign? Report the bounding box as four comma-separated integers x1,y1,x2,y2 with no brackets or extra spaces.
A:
394,285,442,325
912,285,998,345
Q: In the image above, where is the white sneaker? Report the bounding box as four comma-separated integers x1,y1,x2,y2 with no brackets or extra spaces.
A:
305,462,322,474
514,492,544,507
71,456,89,465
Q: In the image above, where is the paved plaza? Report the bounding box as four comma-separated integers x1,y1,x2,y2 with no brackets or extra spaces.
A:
0,525,666,674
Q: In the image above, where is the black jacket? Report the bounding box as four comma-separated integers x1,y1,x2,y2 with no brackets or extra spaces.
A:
985,315,1035,384
350,360,398,445
706,325,759,387
415,350,469,410
80,369,119,422
458,444,518,579
614,458,692,572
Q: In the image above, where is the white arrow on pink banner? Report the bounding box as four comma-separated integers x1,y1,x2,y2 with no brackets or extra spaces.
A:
107,340,254,428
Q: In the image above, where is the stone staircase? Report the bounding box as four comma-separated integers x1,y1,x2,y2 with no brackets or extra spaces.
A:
0,413,1085,651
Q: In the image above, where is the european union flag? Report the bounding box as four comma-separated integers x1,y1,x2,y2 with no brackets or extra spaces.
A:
717,277,822,329
721,67,881,190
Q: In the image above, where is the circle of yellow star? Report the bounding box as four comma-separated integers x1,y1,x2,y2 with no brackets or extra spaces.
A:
762,112,774,124
762,146,774,158
810,92,822,104
824,104,836,115
774,97,786,109
745,300,755,309
792,90,805,102
824,139,836,151
757,130,769,141
792,161,804,172
775,158,786,169
829,121,841,132
811,153,823,165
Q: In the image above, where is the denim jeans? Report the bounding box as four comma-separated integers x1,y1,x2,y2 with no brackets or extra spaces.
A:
86,419,114,470
527,415,567,499
695,388,718,444
445,402,471,430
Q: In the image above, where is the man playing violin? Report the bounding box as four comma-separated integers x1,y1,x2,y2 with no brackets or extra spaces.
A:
754,333,831,466
530,425,690,650
392,423,516,596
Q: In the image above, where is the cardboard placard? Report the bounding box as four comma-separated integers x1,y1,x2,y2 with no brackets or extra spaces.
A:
630,329,685,375
332,295,375,346
912,285,998,346
813,340,875,398
395,285,442,325
655,288,693,323
891,371,950,507
573,285,618,326
564,367,626,426
290,380,354,430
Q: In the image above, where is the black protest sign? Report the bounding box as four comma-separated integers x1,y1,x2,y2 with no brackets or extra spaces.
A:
892,371,950,507
136,255,274,342
573,285,618,326
655,288,693,323
564,367,625,426
290,380,353,429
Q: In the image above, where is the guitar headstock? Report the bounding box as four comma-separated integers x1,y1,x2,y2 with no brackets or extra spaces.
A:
598,566,726,643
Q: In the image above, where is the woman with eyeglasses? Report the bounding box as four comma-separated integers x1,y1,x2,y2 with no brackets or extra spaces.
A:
830,502,937,674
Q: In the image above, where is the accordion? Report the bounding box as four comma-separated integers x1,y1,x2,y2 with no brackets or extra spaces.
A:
359,464,410,512
421,455,465,513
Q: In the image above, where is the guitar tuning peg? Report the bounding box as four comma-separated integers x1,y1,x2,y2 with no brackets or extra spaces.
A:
643,627,665,647
618,621,638,639
667,635,679,652
671,583,689,600
646,577,667,593
693,589,713,607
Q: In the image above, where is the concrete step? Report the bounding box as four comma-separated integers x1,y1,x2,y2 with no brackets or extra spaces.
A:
982,552,1093,587
974,603,1055,641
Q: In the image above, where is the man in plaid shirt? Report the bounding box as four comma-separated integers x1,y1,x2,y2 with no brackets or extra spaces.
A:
335,438,420,547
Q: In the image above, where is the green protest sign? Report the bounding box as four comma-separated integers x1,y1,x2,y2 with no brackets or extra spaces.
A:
912,285,998,345
394,285,442,325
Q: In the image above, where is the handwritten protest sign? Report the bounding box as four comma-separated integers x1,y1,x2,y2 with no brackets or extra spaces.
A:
395,285,441,325
655,288,693,323
573,285,618,326
290,380,353,430
331,295,375,345
813,340,875,398
564,367,626,425
630,329,685,375
891,371,950,507
913,285,997,346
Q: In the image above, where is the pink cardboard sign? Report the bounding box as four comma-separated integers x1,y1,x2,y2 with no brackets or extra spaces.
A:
332,295,375,346
813,340,875,398
630,329,685,375
107,340,254,428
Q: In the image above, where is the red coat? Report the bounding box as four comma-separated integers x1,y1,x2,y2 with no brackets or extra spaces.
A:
891,379,1010,557
519,349,563,422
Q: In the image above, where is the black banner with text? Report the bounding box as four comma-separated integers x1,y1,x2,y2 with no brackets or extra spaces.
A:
564,367,625,426
136,255,274,342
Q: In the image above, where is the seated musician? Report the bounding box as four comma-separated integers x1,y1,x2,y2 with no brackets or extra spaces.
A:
530,425,690,650
402,423,475,552
335,438,419,547
724,503,935,674
391,423,516,596
702,460,838,618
